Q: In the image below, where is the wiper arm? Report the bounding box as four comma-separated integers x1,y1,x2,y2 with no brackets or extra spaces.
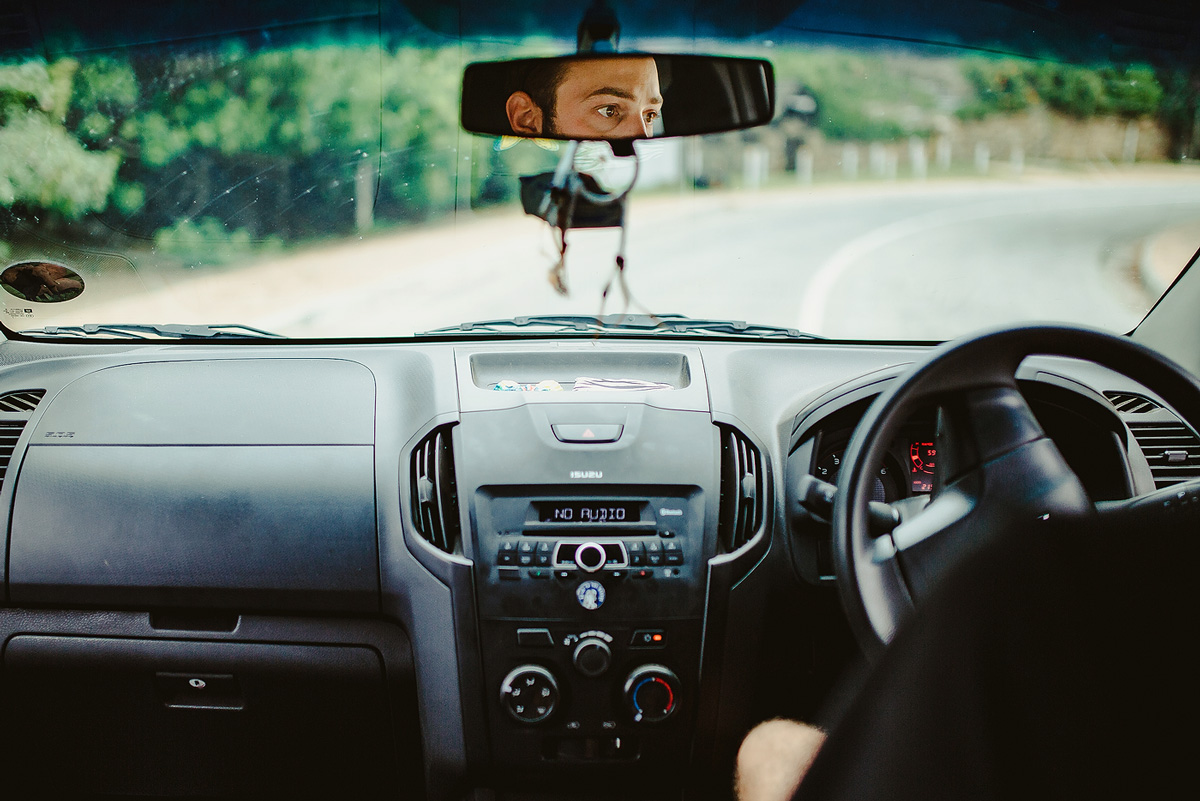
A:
20,323,285,340
420,314,822,339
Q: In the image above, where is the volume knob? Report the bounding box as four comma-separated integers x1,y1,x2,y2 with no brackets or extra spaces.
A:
575,542,606,573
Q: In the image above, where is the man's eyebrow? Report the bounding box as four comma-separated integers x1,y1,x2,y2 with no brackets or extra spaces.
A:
586,86,636,100
584,86,663,105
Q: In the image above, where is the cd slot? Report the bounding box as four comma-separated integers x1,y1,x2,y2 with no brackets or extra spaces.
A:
521,523,658,535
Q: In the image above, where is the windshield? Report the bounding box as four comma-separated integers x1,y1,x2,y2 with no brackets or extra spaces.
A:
3,1,1198,341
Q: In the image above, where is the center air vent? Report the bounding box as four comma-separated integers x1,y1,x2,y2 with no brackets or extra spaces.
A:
717,424,765,553
1103,391,1162,414
409,424,461,553
1128,421,1200,489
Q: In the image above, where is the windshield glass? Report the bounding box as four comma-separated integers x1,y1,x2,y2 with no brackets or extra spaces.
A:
2,1,1198,341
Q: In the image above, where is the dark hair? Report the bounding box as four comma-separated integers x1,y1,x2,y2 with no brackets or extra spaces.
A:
509,58,570,133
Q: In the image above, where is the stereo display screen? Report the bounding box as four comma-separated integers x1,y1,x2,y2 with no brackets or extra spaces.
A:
536,501,644,524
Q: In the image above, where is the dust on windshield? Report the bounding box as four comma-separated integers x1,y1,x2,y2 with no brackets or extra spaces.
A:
2,13,1199,340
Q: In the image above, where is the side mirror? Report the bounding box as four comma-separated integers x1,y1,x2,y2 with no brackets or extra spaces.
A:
461,53,775,142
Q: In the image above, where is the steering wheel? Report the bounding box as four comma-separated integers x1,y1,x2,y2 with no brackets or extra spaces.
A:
832,324,1200,655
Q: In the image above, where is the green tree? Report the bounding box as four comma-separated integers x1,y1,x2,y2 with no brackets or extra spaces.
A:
1103,66,1163,118
0,58,120,219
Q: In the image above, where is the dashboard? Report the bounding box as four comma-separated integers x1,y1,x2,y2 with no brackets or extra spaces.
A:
0,335,1188,799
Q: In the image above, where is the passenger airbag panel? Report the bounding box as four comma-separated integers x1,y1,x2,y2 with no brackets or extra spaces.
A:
8,445,378,611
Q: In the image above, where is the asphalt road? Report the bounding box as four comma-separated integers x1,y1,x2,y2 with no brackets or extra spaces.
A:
40,176,1200,340
259,176,1200,340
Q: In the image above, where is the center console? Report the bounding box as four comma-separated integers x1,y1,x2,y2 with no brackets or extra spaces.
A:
450,350,721,786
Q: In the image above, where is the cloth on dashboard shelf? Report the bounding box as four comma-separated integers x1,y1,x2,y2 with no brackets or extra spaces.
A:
572,376,673,391
792,513,1191,801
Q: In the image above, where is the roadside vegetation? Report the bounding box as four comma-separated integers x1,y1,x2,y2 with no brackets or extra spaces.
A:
2,40,1198,264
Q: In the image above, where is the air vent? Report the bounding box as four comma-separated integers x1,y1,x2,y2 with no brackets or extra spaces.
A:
1104,391,1162,414
0,389,46,413
0,419,28,491
1128,422,1200,489
717,424,765,553
409,424,461,553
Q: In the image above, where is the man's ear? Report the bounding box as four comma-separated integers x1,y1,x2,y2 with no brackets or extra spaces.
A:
506,91,544,135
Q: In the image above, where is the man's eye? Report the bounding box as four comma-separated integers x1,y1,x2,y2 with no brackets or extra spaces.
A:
644,109,660,124
596,105,620,119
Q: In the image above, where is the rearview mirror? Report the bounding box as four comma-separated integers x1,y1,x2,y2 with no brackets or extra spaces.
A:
461,53,775,142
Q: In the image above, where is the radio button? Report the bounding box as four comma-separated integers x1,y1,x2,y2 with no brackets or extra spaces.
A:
518,554,534,566
518,541,535,554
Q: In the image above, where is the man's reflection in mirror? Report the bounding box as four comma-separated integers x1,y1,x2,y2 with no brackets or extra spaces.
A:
506,57,662,139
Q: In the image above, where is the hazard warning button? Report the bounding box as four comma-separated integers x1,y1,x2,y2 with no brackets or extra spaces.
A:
551,424,624,443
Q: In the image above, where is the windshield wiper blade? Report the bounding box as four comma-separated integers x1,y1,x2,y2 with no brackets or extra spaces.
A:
20,323,285,340
419,314,823,339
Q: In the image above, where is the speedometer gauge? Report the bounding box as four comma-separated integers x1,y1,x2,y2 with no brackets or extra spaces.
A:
909,441,937,493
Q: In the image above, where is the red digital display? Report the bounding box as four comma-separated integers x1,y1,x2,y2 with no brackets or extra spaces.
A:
909,441,936,494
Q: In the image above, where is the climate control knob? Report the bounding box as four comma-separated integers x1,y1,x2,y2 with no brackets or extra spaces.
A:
572,637,613,677
623,664,680,724
500,665,559,724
